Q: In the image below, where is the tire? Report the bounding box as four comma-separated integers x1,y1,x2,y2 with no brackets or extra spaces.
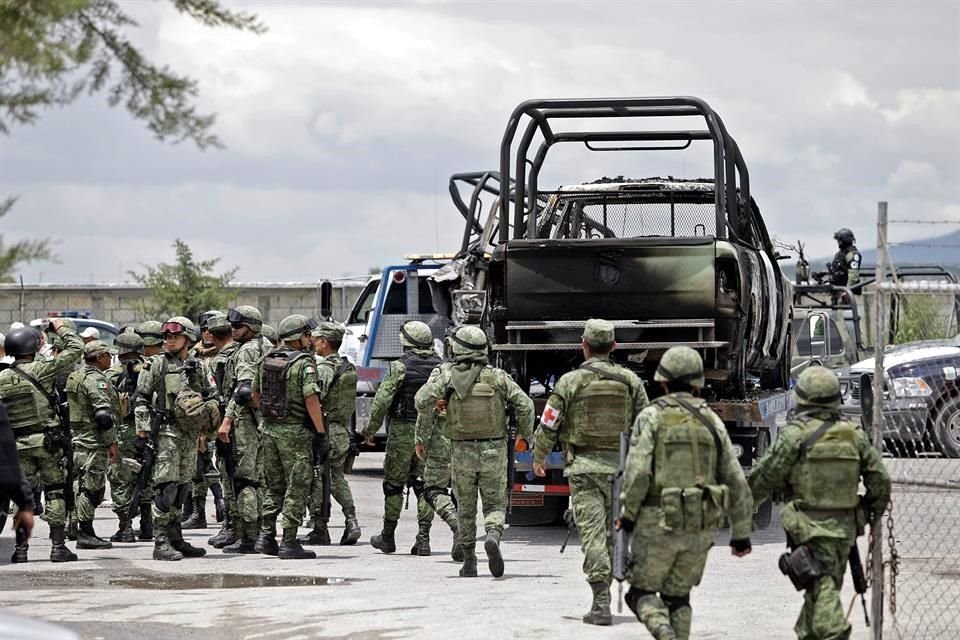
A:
760,327,791,391
933,396,960,458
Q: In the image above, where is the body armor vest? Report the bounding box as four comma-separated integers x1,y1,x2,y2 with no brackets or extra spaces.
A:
260,348,310,421
65,369,87,430
324,357,357,426
447,367,507,440
829,248,857,286
0,365,47,433
565,363,632,451
392,352,441,421
789,418,861,510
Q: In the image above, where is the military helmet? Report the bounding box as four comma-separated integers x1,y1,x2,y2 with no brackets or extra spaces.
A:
278,314,318,342
198,309,224,330
834,228,855,246
654,346,705,388
793,366,841,409
206,314,231,333
135,320,164,346
450,325,487,356
583,318,615,346
261,324,278,345
4,327,39,358
400,321,433,349
313,321,346,343
227,305,263,332
115,330,143,356
83,340,116,360
163,316,199,343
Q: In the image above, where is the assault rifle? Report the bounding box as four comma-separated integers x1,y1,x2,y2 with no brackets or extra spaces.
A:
848,545,870,626
506,406,517,514
128,406,161,519
216,432,238,498
610,431,630,613
559,508,577,553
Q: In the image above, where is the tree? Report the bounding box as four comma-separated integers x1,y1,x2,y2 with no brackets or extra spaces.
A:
0,196,56,282
129,239,238,321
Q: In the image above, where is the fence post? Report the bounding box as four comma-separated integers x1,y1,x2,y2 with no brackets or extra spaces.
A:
870,201,888,639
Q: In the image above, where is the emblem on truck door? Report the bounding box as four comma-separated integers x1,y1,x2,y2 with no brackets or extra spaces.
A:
594,251,622,287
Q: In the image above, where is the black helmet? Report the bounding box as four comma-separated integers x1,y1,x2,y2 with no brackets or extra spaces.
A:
833,228,855,246
4,327,40,358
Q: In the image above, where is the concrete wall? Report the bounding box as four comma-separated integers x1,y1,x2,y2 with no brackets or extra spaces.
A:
0,282,366,328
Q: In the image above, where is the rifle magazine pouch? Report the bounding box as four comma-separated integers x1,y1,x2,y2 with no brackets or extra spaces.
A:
681,487,704,532
780,545,827,591
173,385,211,433
660,487,684,531
701,484,729,529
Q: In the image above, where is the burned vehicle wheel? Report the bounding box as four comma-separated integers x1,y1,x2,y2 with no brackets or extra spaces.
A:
760,327,791,391
933,396,960,458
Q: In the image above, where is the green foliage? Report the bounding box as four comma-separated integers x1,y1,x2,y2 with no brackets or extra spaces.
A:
893,295,954,344
129,239,238,320
0,196,57,282
0,0,265,148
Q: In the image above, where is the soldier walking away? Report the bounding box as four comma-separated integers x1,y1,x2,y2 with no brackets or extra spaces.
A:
253,314,328,559
829,228,861,288
749,366,890,640
67,340,121,550
0,321,83,562
363,321,440,555
416,325,534,578
0,401,36,562
205,314,241,548
300,322,361,546
618,346,753,640
532,319,649,625
134,317,219,561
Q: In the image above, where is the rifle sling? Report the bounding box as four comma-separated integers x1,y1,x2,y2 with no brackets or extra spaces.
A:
579,362,631,387
798,419,838,458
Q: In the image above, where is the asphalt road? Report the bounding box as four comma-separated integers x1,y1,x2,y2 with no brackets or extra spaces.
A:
0,454,882,640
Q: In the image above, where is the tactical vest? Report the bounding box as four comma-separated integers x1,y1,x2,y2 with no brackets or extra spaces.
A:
829,248,858,286
66,368,88,430
260,348,311,422
392,352,441,421
565,362,633,451
789,417,861,510
323,357,357,426
652,395,728,532
447,367,507,440
0,365,47,433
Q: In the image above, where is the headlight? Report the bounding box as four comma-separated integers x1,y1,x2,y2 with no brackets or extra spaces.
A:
891,377,933,398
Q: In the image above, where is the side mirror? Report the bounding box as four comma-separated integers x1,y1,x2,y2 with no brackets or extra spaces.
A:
320,281,333,320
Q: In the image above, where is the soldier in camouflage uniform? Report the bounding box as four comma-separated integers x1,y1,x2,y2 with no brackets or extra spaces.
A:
416,325,534,577
135,320,164,358
252,314,329,559
215,306,270,553
205,313,242,548
750,366,890,640
532,319,649,625
261,324,278,347
828,228,861,288
67,340,121,550
300,322,361,546
106,330,151,542
134,316,219,561
2,321,83,562
363,321,439,555
619,346,753,640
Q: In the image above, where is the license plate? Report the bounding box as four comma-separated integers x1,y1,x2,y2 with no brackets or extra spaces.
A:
510,494,544,507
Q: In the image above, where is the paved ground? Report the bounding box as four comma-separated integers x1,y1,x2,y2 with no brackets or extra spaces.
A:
0,454,880,640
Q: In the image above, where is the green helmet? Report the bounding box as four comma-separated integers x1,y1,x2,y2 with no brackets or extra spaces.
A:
206,314,231,332
227,305,263,332
115,330,144,356
135,320,164,346
278,314,317,342
401,321,433,349
654,346,705,388
450,325,487,356
793,366,841,409
198,309,224,330
261,324,278,345
164,316,199,343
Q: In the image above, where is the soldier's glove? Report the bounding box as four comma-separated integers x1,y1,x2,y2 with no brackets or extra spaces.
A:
618,517,635,534
312,432,330,463
730,538,752,554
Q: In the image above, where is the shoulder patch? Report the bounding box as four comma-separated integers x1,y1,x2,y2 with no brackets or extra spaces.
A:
540,403,561,430
97,381,109,390
304,365,316,375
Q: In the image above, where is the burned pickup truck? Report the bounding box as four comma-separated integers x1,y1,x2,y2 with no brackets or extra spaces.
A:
461,97,793,398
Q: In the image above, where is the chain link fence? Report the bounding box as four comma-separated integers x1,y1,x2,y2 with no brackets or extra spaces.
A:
542,195,718,238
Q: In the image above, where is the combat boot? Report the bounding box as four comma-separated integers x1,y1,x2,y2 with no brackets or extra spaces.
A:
449,524,464,562
253,531,278,556
208,516,238,548
137,503,154,541
211,484,226,523
50,525,78,563
582,581,613,626
459,547,478,577
10,525,28,563
168,523,206,557
483,530,504,578
653,625,678,640
279,529,316,560
410,520,431,556
340,516,361,546
76,521,113,550
181,496,207,529
370,519,397,554
298,521,331,546
110,515,136,543
152,529,183,561
179,492,194,523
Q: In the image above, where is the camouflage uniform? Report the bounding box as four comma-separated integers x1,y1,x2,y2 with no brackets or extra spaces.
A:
364,321,439,554
414,385,461,560
750,367,890,640
302,322,360,546
533,319,649,624
620,346,753,640
416,325,534,577
829,228,861,288
67,341,121,549
206,329,240,548
0,325,83,561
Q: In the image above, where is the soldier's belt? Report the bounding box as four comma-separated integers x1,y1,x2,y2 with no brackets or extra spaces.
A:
798,507,852,519
452,436,504,442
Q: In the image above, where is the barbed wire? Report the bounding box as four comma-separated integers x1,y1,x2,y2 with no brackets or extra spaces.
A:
888,219,960,225
887,242,960,249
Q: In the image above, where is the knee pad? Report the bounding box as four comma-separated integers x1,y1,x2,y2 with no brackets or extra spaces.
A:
234,477,260,494
423,485,448,504
44,483,64,500
81,488,100,508
624,587,656,617
153,482,179,512
411,477,425,498
662,593,691,613
176,483,192,506
383,480,404,497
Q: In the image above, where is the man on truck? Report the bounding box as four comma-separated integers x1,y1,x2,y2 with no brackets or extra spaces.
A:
531,319,649,625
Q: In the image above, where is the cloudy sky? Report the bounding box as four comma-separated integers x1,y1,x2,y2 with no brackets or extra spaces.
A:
1,0,958,284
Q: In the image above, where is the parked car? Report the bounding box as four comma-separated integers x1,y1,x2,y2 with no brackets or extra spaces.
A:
30,316,120,346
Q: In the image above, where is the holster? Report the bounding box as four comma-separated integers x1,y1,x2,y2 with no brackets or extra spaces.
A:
42,427,65,453
778,544,828,591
